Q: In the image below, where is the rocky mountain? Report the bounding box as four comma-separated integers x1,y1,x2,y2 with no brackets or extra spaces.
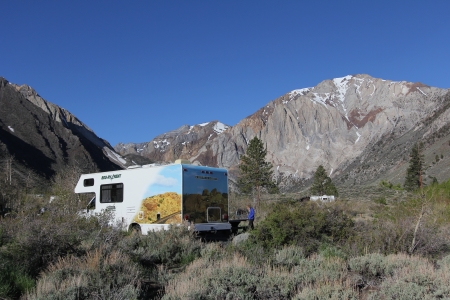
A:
115,74,450,191
115,121,230,166
0,77,125,188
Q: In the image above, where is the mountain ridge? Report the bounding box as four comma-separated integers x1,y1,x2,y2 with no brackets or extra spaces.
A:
114,74,450,191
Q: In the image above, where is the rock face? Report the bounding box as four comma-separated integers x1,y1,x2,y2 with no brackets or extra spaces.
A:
213,74,448,183
0,77,124,186
115,74,450,188
115,121,230,166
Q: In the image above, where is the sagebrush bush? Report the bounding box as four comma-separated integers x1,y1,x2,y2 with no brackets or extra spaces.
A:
437,253,450,268
348,253,427,281
235,237,273,265
359,253,450,299
344,214,449,257
348,253,388,279
162,251,349,299
368,281,428,300
118,224,204,283
200,241,230,262
162,254,261,299
0,182,122,299
292,280,358,300
273,245,305,268
23,248,140,300
292,254,348,287
1,202,120,277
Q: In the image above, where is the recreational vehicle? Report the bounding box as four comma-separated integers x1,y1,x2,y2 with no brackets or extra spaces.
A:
310,195,335,202
74,160,231,237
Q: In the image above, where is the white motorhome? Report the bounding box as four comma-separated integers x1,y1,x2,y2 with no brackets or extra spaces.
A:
74,161,231,236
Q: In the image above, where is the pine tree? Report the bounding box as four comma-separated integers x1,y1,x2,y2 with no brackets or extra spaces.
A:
237,137,278,204
310,165,338,196
404,143,424,191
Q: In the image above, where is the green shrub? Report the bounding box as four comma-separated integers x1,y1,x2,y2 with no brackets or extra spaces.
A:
253,202,354,255
0,264,34,299
379,180,403,190
374,197,387,205
319,244,347,260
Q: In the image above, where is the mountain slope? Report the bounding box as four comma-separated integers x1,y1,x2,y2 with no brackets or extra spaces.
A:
114,121,230,165
0,77,124,187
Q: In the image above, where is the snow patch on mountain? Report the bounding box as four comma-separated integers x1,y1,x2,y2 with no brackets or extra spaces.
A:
154,139,170,150
213,122,229,134
311,93,330,108
105,148,126,165
333,75,352,103
283,88,311,104
355,132,361,143
289,88,311,99
417,87,427,96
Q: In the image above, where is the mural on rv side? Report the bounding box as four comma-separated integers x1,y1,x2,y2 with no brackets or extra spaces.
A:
131,165,228,225
133,165,182,225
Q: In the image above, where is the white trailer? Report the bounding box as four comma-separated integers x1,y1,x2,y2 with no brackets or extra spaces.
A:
74,161,231,237
310,195,335,202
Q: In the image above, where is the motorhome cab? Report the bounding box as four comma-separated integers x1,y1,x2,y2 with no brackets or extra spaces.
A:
74,160,231,237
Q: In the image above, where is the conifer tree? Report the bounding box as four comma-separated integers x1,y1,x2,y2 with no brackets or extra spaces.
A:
310,165,338,196
237,137,278,204
404,142,424,191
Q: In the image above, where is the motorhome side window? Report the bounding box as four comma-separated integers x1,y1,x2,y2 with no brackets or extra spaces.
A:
84,178,94,186
100,183,124,203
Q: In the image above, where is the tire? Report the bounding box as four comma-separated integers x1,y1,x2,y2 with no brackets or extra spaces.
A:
130,224,142,235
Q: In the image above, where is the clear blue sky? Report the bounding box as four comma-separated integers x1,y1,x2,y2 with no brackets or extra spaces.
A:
2,1,449,146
